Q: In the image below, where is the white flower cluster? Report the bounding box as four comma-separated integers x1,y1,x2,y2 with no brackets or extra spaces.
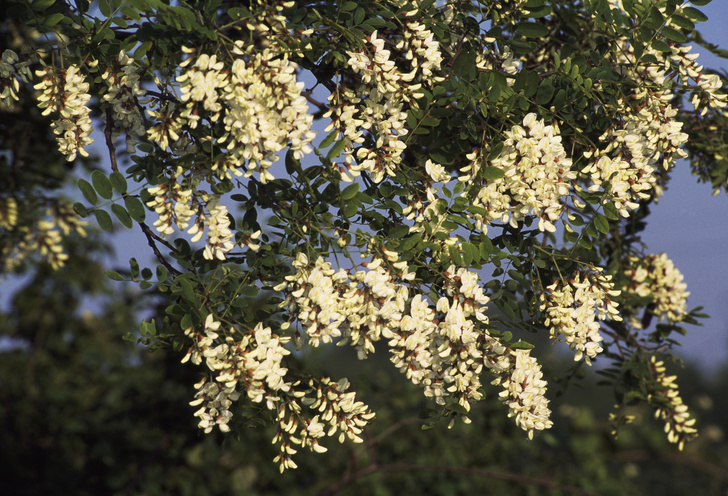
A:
146,167,206,237
0,49,32,108
1,204,87,273
278,252,412,358
461,113,576,233
666,44,727,115
0,196,18,230
34,65,94,161
182,313,374,471
279,255,553,438
184,317,292,433
101,50,147,152
146,176,253,261
273,377,375,471
175,45,316,183
607,2,726,114
326,25,442,183
581,93,688,216
625,253,689,323
538,268,621,365
649,356,698,450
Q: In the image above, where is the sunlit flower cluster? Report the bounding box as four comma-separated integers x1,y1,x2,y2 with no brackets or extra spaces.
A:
34,65,94,161
0,49,32,108
0,196,18,230
326,24,442,183
101,50,147,152
607,3,726,115
273,377,375,471
146,167,207,237
278,255,553,438
625,253,690,323
648,356,698,450
182,312,374,471
538,267,621,365
185,317,292,433
461,112,576,233
173,45,315,183
581,96,679,215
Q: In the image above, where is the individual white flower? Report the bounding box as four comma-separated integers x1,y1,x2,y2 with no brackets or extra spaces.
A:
425,159,450,182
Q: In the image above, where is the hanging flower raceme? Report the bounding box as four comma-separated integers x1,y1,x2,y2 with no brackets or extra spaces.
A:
34,65,94,161
648,356,698,450
461,112,576,233
101,50,147,152
222,44,316,183
0,49,32,108
538,267,621,365
625,253,690,324
327,23,443,183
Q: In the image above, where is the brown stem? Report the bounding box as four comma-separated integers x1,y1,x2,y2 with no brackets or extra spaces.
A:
139,222,181,276
103,107,119,173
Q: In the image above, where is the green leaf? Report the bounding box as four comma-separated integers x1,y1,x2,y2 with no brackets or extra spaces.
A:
515,22,549,38
110,171,128,194
94,209,114,231
32,0,56,11
389,225,410,238
327,138,347,160
44,13,66,26
240,285,259,297
452,48,478,81
669,14,694,31
73,202,88,217
78,179,98,205
464,242,480,264
481,166,505,180
651,39,672,53
125,196,146,222
105,270,126,281
341,183,360,201
178,278,196,303
400,233,422,252
111,204,133,228
319,130,338,149
449,245,463,265
603,202,620,220
156,265,168,282
689,0,711,6
509,340,535,350
593,214,610,234
535,78,555,105
92,170,114,200
682,7,708,23
354,7,365,24
661,26,687,43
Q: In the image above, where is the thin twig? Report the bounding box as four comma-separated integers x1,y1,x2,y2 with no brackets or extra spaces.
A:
139,222,181,276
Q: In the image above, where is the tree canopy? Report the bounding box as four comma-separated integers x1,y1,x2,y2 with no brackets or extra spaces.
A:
1,0,727,478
